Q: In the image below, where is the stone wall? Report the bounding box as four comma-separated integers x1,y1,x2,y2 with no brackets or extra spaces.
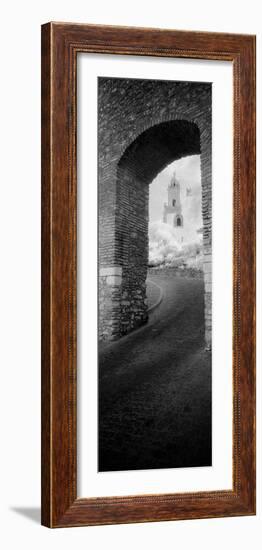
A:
98,77,212,344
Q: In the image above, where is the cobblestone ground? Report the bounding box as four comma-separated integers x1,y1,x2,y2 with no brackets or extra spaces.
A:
99,269,211,472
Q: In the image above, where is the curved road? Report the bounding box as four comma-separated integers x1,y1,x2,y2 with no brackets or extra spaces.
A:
99,271,211,472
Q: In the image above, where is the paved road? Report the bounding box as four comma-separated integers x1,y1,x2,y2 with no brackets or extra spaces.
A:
99,271,211,472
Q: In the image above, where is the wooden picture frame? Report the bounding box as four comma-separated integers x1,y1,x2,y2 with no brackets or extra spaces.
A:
41,22,256,527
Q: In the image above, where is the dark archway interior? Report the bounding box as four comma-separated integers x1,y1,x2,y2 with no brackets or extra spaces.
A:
118,120,201,183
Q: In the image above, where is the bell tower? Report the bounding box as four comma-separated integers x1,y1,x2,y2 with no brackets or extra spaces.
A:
163,171,183,228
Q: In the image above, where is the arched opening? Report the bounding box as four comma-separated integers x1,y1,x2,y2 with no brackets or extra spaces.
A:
176,215,182,227
149,156,202,258
113,120,202,337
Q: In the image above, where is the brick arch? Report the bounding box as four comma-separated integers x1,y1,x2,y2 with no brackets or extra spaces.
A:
98,78,211,345
113,119,201,339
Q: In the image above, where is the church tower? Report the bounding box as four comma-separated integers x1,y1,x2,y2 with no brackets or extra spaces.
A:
163,171,183,230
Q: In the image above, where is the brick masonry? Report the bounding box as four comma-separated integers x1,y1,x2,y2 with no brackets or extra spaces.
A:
98,78,212,345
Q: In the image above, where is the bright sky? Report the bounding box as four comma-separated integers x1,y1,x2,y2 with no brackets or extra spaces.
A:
149,154,201,224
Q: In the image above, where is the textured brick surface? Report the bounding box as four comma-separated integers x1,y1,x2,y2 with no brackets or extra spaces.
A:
98,78,212,343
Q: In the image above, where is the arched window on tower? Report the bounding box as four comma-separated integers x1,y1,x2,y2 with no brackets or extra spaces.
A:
176,215,183,227
172,199,176,207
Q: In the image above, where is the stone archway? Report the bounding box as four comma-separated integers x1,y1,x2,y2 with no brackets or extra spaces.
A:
115,120,201,333
98,78,212,346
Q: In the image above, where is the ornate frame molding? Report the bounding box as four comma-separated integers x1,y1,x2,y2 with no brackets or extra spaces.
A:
41,22,256,527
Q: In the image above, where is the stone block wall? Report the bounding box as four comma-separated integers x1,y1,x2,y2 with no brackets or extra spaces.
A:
115,166,149,336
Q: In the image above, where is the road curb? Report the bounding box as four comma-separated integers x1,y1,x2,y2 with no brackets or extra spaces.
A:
147,279,164,313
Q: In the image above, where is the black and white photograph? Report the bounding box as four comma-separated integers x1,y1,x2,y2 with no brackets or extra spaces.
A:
98,76,212,472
